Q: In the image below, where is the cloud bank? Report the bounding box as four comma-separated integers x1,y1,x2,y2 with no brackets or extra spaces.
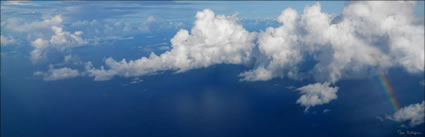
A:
82,1,424,109
87,1,423,83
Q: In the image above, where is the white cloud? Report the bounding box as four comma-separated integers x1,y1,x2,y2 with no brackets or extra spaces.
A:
339,1,423,74
86,9,256,81
241,1,423,83
34,66,81,81
240,8,302,81
81,2,423,110
64,55,73,63
8,15,63,33
296,82,338,111
3,15,87,63
0,35,16,47
31,25,87,63
387,101,424,127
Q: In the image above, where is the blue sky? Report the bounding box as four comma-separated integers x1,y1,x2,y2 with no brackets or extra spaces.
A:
1,1,425,137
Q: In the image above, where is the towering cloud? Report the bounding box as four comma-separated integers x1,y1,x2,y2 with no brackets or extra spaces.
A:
240,8,302,81
86,9,257,81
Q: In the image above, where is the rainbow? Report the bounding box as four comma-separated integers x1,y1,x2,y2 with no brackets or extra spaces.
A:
378,72,400,111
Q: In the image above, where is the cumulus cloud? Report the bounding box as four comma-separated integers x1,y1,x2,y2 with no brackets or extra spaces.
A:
387,101,424,127
241,1,423,83
86,9,256,81
34,66,81,81
0,35,16,47
2,15,87,62
296,82,339,111
240,8,302,81
31,25,87,63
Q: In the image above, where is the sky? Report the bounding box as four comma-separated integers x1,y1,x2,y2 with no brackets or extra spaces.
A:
1,1,424,137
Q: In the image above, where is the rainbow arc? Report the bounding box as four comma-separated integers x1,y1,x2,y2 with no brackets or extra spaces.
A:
378,72,400,111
